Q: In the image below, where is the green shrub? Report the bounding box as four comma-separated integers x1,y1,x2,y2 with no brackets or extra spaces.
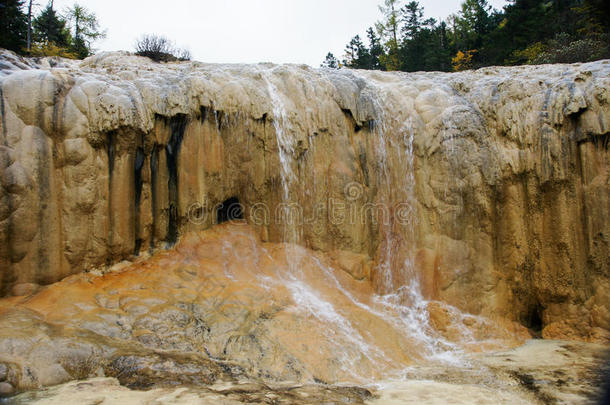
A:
529,33,610,64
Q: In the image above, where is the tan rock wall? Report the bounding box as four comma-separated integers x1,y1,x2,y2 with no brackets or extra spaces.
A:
0,51,607,340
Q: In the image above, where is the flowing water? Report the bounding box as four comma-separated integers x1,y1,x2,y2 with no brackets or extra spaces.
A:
2,52,608,404
260,67,392,378
0,66,528,395
256,68,469,380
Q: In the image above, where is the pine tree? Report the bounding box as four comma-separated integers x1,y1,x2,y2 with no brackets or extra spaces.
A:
343,35,370,68
401,1,423,41
322,0,610,72
399,2,448,72
33,4,71,47
419,19,452,71
510,1,551,47
64,3,105,58
343,36,358,67
573,0,610,37
376,0,401,70
458,0,492,49
366,27,384,70
437,21,452,71
0,0,28,53
321,52,339,68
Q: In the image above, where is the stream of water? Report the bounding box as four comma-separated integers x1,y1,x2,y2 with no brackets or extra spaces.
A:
258,67,464,380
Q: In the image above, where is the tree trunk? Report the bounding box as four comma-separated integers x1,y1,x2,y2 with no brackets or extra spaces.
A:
27,0,33,51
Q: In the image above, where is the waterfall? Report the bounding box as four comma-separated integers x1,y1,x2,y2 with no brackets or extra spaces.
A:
259,67,462,376
1,51,604,397
262,69,296,206
346,73,462,363
259,67,409,379
260,66,304,282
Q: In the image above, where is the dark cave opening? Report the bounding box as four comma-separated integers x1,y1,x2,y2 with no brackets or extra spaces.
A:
165,115,188,246
526,304,544,335
106,132,115,178
133,147,145,255
217,197,244,224
149,146,159,250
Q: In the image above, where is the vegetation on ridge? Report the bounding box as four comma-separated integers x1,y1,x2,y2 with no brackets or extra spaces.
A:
134,34,191,62
0,0,105,59
322,0,610,71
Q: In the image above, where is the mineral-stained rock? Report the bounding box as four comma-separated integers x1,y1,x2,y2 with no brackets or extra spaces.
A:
0,50,608,343
11,377,375,404
10,283,40,297
0,223,529,394
0,381,13,397
9,341,609,404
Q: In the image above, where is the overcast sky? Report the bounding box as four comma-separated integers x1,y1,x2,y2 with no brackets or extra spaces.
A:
50,0,507,66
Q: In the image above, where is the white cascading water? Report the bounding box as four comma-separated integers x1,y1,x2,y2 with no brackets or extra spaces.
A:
259,67,394,378
254,66,464,382
357,76,462,364
262,70,295,208
260,66,305,274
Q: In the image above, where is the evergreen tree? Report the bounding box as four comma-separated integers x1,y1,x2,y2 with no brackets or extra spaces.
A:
398,1,424,71
421,19,452,71
0,0,28,53
401,1,423,41
457,0,492,49
343,35,359,67
33,4,71,47
343,35,371,69
366,27,384,70
507,1,552,49
323,0,610,71
376,0,401,70
573,0,610,37
64,3,105,58
437,21,452,71
321,52,339,68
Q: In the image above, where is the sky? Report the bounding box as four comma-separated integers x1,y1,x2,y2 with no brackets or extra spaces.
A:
49,0,508,67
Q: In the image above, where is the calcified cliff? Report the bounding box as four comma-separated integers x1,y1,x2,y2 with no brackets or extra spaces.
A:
0,49,608,347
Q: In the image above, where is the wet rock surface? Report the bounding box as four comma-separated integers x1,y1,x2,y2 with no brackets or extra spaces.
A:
378,340,610,404
11,378,374,404
0,51,608,342
0,50,608,403
474,340,609,404
0,223,531,396
8,341,608,404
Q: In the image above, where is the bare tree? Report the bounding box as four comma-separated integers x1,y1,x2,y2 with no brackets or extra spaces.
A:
176,47,191,61
134,34,191,62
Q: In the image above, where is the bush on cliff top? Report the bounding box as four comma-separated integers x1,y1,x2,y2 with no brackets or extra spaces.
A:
134,34,191,63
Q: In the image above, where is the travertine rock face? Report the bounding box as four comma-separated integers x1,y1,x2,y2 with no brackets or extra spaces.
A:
0,223,530,393
0,50,608,341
